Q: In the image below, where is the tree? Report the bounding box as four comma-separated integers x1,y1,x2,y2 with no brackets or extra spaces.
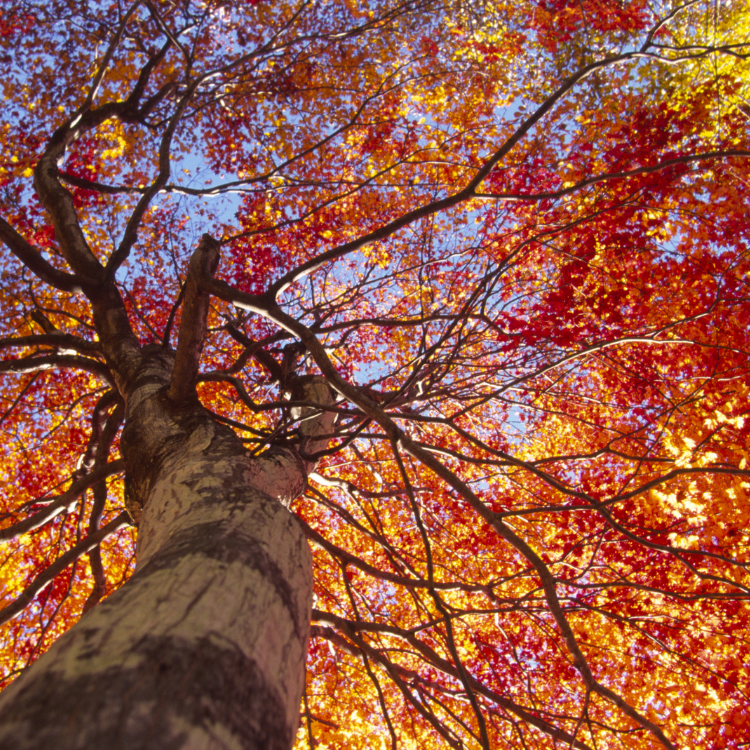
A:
0,0,748,747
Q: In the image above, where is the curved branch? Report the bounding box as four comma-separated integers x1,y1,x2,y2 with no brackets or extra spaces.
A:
31,102,142,386
0,218,90,293
198,373,263,412
298,513,490,592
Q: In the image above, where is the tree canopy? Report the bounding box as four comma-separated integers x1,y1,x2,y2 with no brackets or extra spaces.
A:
1,0,749,747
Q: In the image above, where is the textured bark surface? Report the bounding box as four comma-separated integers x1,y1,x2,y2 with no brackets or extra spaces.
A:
0,349,334,749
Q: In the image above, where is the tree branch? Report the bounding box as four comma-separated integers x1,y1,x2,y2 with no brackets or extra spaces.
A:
0,332,101,356
0,354,113,384
0,218,91,293
167,234,221,402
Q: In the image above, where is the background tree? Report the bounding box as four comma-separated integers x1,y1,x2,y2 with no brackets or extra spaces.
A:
0,0,749,748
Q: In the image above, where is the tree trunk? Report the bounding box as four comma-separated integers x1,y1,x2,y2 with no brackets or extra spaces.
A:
0,349,333,750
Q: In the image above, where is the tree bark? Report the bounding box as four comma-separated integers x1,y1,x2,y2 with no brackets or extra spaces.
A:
0,348,334,750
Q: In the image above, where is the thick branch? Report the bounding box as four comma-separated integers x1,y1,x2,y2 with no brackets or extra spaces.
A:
0,218,91,293
0,332,101,355
29,105,142,388
0,354,113,384
288,375,336,474
167,234,221,402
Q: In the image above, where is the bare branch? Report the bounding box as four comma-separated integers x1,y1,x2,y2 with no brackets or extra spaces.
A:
0,354,113,384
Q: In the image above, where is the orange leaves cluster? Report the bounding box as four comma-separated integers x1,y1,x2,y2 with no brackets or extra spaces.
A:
1,0,750,747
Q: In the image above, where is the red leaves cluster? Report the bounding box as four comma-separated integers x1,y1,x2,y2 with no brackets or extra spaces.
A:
533,0,651,51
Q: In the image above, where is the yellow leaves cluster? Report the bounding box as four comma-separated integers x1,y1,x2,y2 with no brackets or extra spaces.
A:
361,243,391,270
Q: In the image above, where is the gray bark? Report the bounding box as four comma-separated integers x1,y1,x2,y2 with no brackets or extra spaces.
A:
0,347,334,750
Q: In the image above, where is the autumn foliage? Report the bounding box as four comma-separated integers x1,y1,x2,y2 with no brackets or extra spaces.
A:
1,0,750,747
